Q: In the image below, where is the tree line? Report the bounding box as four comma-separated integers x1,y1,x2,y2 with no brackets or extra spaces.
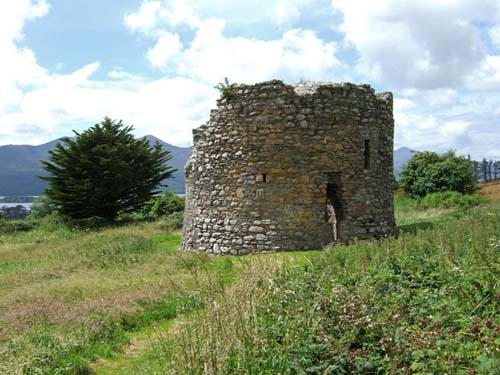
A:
470,158,500,182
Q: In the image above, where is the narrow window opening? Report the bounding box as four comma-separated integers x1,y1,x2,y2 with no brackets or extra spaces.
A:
363,140,370,169
255,173,267,183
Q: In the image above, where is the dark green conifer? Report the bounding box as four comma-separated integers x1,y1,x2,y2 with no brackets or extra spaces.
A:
41,117,175,220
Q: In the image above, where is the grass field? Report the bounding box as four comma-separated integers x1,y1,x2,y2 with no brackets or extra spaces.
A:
0,221,242,374
0,187,499,374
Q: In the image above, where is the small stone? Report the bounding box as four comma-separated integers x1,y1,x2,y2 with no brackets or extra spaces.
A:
298,175,309,184
248,226,264,233
256,234,268,241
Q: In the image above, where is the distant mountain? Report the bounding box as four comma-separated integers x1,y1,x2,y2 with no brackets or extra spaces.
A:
394,147,418,178
0,139,61,196
0,139,417,196
143,135,191,194
0,136,191,196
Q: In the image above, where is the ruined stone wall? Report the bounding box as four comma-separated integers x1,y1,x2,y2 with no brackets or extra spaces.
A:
181,80,396,255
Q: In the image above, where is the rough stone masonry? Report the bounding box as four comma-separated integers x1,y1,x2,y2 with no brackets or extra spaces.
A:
181,80,397,255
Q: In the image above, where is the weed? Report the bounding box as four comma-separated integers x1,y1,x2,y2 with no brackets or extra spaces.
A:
214,77,235,100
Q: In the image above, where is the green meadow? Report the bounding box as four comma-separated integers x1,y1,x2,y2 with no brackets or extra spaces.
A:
0,192,499,374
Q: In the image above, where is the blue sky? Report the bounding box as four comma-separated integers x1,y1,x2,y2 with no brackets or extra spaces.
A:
1,0,500,160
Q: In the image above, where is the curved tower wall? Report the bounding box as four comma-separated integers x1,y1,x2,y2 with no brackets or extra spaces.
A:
181,80,396,255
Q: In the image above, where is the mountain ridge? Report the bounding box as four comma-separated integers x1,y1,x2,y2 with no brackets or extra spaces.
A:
0,140,416,196
394,146,418,177
0,136,191,196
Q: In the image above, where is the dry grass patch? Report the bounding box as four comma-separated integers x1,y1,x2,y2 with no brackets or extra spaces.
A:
479,180,500,201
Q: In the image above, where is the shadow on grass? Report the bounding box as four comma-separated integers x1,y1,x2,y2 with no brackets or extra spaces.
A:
397,221,434,234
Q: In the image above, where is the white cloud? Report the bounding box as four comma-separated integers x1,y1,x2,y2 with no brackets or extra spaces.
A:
141,17,341,84
0,0,49,43
124,0,334,37
0,0,49,113
466,55,500,90
147,32,183,68
275,0,301,26
0,2,216,147
439,120,471,146
331,0,499,89
422,89,459,108
123,1,162,35
125,1,342,84
329,0,500,159
394,111,471,153
108,68,145,81
394,98,415,111
186,21,341,83
490,25,500,50
124,0,199,35
1,62,217,146
400,88,459,108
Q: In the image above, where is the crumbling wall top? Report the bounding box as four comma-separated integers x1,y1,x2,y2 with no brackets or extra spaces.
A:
215,79,391,105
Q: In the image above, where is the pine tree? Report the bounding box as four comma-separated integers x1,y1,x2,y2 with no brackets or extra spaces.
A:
41,117,176,220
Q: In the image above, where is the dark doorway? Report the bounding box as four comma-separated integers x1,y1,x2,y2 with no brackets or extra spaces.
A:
325,182,343,242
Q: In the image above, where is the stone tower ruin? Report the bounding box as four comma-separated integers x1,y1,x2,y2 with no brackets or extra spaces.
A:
181,80,396,255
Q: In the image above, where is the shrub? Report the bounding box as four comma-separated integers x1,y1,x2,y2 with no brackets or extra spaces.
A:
28,195,58,219
156,211,184,231
148,191,185,218
419,191,487,210
400,150,477,197
0,220,36,234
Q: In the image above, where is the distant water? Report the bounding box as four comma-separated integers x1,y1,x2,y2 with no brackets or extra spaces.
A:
0,196,35,210
0,202,33,210
0,193,184,212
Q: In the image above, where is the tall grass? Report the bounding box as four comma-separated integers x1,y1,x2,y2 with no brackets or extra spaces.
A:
0,221,238,374
150,202,500,375
1,195,497,374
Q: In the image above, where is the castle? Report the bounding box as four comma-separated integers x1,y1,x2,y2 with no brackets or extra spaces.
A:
181,80,396,255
